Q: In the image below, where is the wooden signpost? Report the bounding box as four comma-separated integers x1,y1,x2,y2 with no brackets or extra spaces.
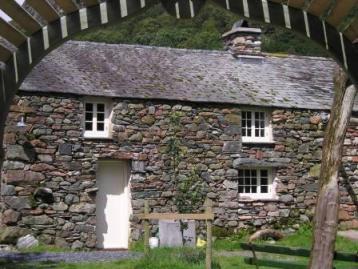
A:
138,199,214,269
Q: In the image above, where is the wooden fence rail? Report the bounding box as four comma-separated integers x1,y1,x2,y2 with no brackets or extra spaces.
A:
138,199,214,269
241,243,358,268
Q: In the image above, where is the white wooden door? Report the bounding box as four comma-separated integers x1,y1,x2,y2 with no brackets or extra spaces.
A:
96,161,131,249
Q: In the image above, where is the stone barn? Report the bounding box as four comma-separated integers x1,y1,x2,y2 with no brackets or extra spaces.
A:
1,28,357,249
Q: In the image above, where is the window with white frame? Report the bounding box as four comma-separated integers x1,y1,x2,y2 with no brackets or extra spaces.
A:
241,110,272,143
238,168,276,199
83,99,112,138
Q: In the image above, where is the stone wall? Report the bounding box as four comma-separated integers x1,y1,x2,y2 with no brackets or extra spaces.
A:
222,28,262,57
1,93,357,248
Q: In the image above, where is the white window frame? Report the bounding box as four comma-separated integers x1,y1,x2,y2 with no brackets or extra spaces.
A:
83,98,112,139
241,109,273,143
238,167,278,200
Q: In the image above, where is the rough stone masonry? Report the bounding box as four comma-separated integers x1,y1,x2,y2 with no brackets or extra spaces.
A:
0,93,357,249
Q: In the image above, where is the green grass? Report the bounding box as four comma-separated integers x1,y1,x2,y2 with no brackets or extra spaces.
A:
278,225,358,253
1,226,357,269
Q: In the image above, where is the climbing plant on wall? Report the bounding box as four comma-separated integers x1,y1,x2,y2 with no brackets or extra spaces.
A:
166,111,208,214
165,110,209,244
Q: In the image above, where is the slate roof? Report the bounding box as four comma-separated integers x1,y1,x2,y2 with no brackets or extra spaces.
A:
20,41,358,111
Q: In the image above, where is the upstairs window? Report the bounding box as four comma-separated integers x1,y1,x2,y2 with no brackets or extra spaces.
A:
84,99,112,138
238,168,276,199
241,110,272,143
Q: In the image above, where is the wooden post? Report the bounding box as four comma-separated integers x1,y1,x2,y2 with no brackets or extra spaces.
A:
144,200,150,256
205,199,213,269
308,70,357,269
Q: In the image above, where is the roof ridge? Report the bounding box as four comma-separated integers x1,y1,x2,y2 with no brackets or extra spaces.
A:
68,40,333,61
67,40,230,56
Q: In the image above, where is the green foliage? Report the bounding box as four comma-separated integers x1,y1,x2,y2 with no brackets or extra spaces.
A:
166,111,207,214
261,27,328,56
213,228,253,251
76,3,329,57
212,226,235,238
176,247,205,264
175,168,208,214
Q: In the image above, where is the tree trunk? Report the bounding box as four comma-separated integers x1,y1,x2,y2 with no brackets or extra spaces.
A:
308,70,357,269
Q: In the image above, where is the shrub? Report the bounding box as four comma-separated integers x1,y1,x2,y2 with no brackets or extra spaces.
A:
212,226,235,238
177,248,205,264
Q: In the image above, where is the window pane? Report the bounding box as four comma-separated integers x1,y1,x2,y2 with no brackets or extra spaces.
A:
97,123,104,131
238,168,271,195
247,113,252,133
241,111,252,136
242,115,247,127
85,103,93,111
85,122,92,131
85,112,93,121
242,111,249,120
97,113,105,121
97,103,105,112
260,129,265,137
242,128,247,136
242,111,252,137
255,129,260,137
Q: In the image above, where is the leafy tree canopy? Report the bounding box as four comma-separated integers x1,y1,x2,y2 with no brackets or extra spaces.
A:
75,2,329,57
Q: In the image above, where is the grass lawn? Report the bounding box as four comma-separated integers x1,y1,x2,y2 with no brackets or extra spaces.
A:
1,226,357,269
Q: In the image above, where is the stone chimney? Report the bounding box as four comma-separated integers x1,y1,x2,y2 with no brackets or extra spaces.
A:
222,20,262,57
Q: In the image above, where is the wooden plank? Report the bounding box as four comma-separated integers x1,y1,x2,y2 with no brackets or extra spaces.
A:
344,19,358,42
26,0,60,22
53,0,78,13
144,201,149,256
244,257,307,269
205,199,213,269
0,18,26,46
286,0,306,9
307,0,332,17
138,212,214,220
82,0,99,7
0,44,12,62
241,243,310,257
0,1,41,34
268,0,305,8
335,251,358,263
326,0,357,27
241,243,358,262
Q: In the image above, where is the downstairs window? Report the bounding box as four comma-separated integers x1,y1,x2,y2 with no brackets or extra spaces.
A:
238,168,276,199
